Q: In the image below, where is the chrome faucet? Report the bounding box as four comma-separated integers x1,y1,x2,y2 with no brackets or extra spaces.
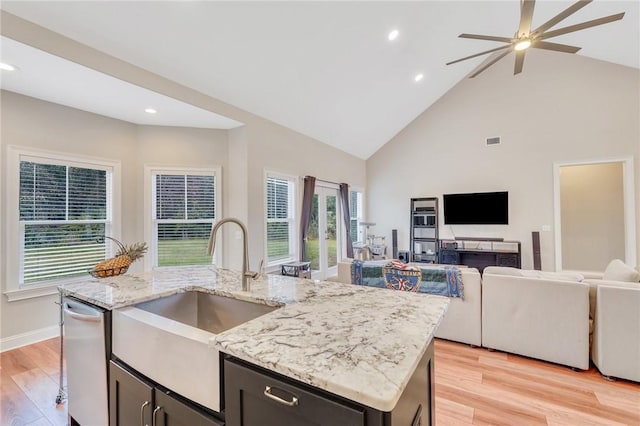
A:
207,217,258,291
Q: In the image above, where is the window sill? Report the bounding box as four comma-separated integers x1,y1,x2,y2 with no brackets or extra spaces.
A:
4,276,87,302
4,284,59,302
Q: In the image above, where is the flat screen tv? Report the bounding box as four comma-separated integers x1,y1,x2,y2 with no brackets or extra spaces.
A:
443,191,508,225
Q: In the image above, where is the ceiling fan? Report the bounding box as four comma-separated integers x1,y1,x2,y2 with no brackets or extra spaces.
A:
447,0,625,78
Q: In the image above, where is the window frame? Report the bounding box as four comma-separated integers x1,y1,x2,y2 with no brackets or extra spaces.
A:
264,170,298,269
144,165,221,271
349,188,365,245
5,145,121,301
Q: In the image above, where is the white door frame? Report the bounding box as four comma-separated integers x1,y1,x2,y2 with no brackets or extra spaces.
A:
312,184,341,280
553,156,636,271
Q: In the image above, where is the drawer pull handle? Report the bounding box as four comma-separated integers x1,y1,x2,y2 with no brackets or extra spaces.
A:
264,385,299,407
152,406,163,426
140,400,150,426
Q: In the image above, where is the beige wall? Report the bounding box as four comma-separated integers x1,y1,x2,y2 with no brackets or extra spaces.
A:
0,93,226,342
560,163,625,271
367,49,639,271
1,11,368,275
0,91,366,344
245,119,366,272
1,91,137,342
135,125,229,272
1,14,367,345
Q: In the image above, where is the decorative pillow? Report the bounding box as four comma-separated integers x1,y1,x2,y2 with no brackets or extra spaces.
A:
603,259,640,282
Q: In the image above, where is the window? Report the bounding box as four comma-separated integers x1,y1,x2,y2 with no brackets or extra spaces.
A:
350,190,363,243
265,173,296,265
151,170,218,267
5,146,119,299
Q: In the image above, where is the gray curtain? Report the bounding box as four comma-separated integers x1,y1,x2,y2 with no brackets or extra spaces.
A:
339,183,354,258
299,176,316,261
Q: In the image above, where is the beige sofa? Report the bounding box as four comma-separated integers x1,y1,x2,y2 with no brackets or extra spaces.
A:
337,258,639,378
585,259,640,382
337,260,482,346
481,266,590,370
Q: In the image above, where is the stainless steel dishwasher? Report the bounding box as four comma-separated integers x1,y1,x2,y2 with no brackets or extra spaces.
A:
63,297,111,426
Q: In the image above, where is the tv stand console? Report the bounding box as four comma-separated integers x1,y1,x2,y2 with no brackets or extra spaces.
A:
439,239,521,273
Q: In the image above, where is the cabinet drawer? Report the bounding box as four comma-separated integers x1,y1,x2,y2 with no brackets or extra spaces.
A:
224,359,365,426
496,254,520,267
439,250,459,264
155,391,224,426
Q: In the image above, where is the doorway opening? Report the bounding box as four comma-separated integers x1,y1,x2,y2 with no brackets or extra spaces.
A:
553,157,636,272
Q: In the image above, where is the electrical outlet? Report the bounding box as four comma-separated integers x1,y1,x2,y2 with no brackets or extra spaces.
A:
235,231,242,240
542,225,551,232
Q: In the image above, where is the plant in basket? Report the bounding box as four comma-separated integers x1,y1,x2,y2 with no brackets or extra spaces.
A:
90,237,147,278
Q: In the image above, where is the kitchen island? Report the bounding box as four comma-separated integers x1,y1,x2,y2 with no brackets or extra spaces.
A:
60,265,449,425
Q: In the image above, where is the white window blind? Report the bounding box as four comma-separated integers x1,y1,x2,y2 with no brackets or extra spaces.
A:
350,190,363,243
266,175,295,264
19,160,110,284
153,173,216,267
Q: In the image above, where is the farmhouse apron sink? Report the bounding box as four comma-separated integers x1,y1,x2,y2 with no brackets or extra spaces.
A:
112,291,279,412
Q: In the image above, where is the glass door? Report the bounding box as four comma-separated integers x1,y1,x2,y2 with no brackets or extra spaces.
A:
305,186,339,280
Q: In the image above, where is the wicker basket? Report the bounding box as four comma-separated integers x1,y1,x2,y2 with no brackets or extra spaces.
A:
89,265,129,278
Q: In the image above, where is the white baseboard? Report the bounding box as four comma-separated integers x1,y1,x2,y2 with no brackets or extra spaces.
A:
0,325,59,352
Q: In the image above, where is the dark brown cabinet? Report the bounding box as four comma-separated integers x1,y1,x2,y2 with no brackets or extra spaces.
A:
110,360,154,426
109,360,223,426
154,391,223,426
438,239,521,273
224,338,435,426
224,359,365,426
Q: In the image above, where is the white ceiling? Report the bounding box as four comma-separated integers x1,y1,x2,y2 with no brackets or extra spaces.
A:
1,1,638,159
0,37,244,129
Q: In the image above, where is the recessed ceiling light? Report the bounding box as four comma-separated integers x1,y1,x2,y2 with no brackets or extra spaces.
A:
145,108,157,114
414,73,424,82
388,29,399,41
0,62,16,71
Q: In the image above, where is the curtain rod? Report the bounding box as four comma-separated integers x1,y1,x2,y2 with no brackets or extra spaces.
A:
304,175,345,187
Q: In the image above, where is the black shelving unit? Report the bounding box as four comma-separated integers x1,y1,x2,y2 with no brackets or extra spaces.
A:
410,197,439,263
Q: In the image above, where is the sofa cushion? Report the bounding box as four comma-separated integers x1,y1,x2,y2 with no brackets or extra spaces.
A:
483,266,524,276
484,267,583,282
521,270,584,282
603,259,640,282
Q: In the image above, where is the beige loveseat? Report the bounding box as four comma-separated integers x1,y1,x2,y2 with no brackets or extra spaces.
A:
584,259,640,382
337,260,482,346
482,266,590,370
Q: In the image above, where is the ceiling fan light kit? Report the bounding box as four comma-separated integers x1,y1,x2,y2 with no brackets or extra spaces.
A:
447,0,625,78
514,39,532,51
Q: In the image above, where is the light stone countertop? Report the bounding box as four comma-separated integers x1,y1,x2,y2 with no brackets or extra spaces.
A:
60,265,449,412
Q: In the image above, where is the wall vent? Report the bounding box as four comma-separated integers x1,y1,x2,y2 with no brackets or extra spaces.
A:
486,136,501,146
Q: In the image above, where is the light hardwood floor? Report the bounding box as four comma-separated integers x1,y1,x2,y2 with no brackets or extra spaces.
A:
1,338,639,425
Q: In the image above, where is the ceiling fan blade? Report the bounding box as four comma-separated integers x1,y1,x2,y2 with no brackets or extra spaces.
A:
469,50,511,78
539,12,625,40
514,50,526,75
532,40,582,53
459,33,513,43
518,0,536,37
532,0,592,35
446,45,511,66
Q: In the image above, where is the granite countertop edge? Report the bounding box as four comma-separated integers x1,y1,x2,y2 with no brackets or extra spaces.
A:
59,265,450,412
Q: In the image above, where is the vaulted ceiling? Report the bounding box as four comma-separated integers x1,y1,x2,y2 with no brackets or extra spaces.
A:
1,1,638,159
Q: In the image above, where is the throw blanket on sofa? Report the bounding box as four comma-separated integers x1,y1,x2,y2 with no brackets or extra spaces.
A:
351,260,464,299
